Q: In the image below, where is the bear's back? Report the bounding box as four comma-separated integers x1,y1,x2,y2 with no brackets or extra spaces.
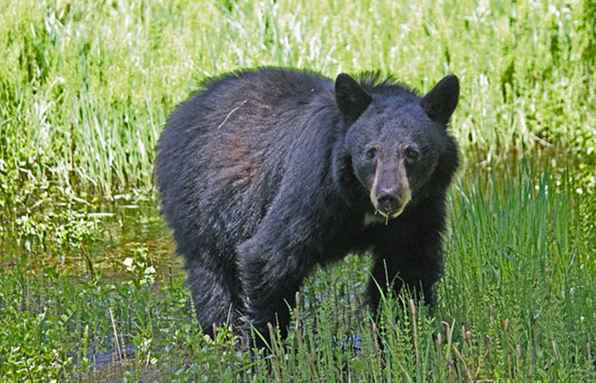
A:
156,68,337,253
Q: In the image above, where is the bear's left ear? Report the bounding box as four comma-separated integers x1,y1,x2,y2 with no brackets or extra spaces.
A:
421,75,459,125
335,73,372,123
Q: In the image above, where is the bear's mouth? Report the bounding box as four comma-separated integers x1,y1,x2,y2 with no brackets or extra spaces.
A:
371,192,411,225
373,204,407,225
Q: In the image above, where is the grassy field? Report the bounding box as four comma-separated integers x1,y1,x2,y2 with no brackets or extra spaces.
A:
0,0,594,381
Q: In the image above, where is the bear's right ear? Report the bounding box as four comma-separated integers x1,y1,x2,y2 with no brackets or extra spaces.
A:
335,73,372,123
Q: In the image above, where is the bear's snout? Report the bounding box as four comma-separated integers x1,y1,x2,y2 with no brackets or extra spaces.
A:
377,190,399,213
369,156,412,220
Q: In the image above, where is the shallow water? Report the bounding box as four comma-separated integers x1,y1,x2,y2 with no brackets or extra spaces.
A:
2,152,587,271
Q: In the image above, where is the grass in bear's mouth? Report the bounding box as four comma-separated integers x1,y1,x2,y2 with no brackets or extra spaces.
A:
375,209,395,225
374,205,407,225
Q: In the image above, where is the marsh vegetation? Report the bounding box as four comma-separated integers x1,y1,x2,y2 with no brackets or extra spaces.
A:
0,0,593,381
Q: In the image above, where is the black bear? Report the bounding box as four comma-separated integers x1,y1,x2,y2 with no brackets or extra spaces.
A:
156,67,459,346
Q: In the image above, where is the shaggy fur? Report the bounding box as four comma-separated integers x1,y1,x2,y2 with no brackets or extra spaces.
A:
155,67,460,346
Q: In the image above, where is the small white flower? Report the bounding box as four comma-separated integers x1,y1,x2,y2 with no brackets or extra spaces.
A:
123,257,134,269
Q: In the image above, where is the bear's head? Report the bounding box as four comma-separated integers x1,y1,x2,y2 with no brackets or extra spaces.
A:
335,73,459,220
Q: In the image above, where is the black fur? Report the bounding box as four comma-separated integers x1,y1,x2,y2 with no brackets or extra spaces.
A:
155,67,459,346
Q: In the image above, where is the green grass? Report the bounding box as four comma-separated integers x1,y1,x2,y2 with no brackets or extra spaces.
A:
0,0,593,196
0,162,593,382
0,0,595,381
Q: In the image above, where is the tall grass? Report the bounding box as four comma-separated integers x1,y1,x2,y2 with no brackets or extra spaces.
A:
0,0,593,196
0,163,593,381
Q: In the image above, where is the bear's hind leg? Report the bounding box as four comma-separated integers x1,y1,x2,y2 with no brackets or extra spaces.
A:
237,236,312,348
186,260,242,338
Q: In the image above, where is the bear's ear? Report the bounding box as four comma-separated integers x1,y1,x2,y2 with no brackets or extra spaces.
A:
335,73,372,123
421,74,459,125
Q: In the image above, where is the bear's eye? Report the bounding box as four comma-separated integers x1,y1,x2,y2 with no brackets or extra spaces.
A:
365,147,377,160
404,147,420,162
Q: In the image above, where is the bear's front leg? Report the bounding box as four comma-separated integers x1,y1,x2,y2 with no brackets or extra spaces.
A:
368,203,447,315
235,140,335,348
368,236,443,314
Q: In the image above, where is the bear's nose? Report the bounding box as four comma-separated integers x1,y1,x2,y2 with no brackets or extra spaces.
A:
377,192,399,213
